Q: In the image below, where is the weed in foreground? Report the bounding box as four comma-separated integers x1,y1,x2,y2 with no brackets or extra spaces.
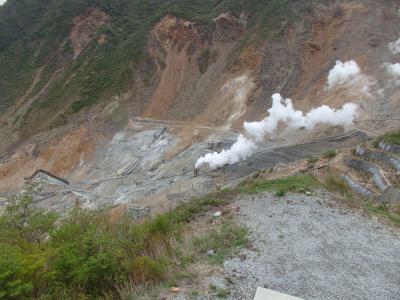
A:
237,174,319,195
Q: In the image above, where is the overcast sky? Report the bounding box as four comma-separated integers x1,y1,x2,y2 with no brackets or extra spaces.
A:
0,0,6,6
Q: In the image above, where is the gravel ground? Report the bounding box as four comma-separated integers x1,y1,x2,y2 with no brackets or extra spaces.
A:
223,191,400,300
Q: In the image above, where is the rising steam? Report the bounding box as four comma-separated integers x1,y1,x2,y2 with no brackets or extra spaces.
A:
195,93,358,170
384,62,400,77
326,60,361,90
389,37,400,55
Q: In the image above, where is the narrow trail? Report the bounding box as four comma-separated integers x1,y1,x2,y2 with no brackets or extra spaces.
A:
129,117,237,133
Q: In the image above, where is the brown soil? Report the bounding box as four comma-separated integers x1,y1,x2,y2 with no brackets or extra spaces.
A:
0,127,96,191
143,13,254,125
143,15,203,118
69,8,110,59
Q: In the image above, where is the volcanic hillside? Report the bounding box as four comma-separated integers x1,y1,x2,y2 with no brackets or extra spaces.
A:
0,0,399,207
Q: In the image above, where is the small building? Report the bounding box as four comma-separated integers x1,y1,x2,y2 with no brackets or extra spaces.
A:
207,139,234,152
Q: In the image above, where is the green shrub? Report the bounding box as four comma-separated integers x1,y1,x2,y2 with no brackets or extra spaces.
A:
0,246,36,299
130,256,166,284
0,194,57,299
0,189,247,298
0,198,179,298
275,190,286,197
378,130,400,146
307,155,319,164
71,100,89,112
323,149,337,159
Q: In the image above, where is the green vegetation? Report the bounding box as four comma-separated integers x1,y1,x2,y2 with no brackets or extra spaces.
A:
373,129,400,147
197,48,219,74
210,285,230,298
275,190,287,197
307,155,319,164
188,289,200,297
363,202,400,226
0,0,299,117
71,100,89,112
0,187,248,299
193,220,247,264
238,174,318,195
381,130,400,145
323,149,337,159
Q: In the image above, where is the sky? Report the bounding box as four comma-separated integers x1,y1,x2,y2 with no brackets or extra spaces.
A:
0,0,6,5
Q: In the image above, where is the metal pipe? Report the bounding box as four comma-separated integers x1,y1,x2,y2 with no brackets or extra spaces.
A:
341,173,376,199
344,157,388,191
379,140,400,154
355,147,400,172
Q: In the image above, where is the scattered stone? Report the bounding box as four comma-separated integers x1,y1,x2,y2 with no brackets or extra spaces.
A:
239,254,247,261
126,206,151,219
305,191,312,196
213,211,222,218
170,287,181,293
207,249,215,256
223,191,400,299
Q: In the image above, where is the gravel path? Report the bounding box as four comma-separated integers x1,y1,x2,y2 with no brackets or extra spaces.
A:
223,192,400,300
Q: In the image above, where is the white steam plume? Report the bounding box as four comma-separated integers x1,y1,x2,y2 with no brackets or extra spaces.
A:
326,60,361,90
195,93,358,170
244,93,358,141
383,62,400,85
384,62,400,77
195,134,257,169
389,38,400,55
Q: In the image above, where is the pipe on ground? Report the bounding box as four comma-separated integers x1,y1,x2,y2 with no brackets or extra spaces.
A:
355,147,400,172
341,173,376,199
379,141,400,154
343,157,388,191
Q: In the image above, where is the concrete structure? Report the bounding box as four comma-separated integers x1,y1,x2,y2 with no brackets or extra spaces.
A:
254,287,303,300
24,169,69,185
